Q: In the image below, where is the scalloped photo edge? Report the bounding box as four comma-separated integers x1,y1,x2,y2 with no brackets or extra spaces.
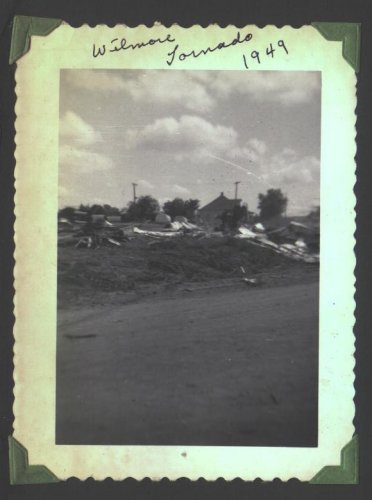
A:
11,21,357,482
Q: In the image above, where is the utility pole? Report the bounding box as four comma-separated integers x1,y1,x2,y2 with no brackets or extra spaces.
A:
132,183,138,203
234,181,241,203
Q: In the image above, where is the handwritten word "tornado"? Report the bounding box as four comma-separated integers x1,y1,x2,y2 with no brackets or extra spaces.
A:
93,34,176,58
166,32,253,66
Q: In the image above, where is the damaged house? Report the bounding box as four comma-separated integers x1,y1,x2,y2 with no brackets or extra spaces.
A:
197,192,242,229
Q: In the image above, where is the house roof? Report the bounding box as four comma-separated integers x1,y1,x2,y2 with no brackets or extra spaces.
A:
199,192,241,213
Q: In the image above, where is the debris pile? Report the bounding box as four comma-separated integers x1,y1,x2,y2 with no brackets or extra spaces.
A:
58,213,319,264
235,221,319,263
63,218,125,248
133,227,180,238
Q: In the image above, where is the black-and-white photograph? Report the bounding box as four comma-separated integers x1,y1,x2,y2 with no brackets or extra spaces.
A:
56,69,320,447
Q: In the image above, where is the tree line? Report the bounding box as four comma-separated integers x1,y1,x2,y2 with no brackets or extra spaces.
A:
58,188,316,223
58,197,201,222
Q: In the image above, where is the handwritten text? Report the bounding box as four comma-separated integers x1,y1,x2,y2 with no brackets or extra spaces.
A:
91,32,289,70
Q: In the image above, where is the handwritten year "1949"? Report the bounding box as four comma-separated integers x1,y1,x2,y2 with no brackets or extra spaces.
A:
243,40,288,69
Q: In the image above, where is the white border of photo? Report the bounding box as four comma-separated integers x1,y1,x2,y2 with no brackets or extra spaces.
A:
13,23,355,481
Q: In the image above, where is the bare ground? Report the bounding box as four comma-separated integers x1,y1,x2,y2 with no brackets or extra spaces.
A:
56,281,318,446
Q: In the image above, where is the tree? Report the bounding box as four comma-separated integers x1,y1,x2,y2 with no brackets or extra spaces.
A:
127,195,160,221
78,203,90,212
103,204,120,216
90,204,105,215
258,189,288,219
184,199,200,221
218,204,247,231
163,198,185,219
163,198,200,221
58,206,75,221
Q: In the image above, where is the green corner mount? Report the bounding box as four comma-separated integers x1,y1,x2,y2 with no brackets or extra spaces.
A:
312,22,361,73
310,435,359,484
8,434,358,484
9,15,62,64
9,436,60,485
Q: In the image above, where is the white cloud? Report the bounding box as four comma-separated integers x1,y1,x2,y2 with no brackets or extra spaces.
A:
212,145,319,213
280,147,297,158
64,70,127,92
60,111,102,146
126,116,271,182
172,184,190,195
65,70,214,113
261,150,320,186
138,179,155,190
125,71,214,112
126,115,238,162
59,112,114,176
248,138,267,156
64,70,319,114
210,71,320,105
229,147,260,163
193,70,320,106
226,138,267,166
59,145,114,173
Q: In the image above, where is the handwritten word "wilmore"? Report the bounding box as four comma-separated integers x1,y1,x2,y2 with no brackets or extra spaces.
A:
93,34,175,58
166,32,253,66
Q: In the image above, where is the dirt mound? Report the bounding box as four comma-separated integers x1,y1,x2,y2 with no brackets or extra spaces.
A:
147,238,285,277
58,237,318,308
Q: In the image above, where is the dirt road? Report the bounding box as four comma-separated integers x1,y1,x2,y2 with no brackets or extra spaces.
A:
56,282,318,446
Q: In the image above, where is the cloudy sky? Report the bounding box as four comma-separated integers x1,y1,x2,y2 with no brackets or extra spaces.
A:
59,69,320,215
